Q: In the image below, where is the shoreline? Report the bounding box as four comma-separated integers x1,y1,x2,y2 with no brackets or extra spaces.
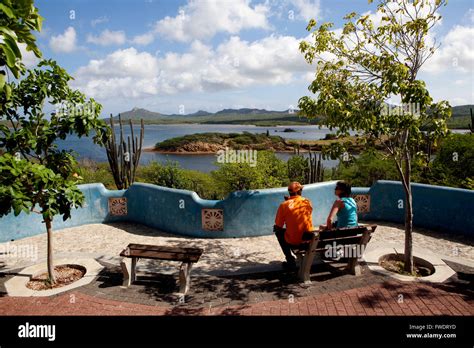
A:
143,147,305,155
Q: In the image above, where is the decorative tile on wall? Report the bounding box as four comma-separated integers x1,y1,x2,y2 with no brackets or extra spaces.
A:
202,209,224,231
109,197,127,216
352,194,371,213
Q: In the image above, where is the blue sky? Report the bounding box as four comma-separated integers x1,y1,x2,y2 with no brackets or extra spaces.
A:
28,0,474,115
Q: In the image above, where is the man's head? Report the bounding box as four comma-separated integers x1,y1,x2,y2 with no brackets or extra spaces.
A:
288,181,303,196
335,180,351,198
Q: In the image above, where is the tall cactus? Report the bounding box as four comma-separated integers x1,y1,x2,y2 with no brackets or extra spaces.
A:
105,114,144,189
288,145,325,184
307,147,324,183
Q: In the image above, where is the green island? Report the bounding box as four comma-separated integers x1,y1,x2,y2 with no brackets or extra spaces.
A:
151,131,381,154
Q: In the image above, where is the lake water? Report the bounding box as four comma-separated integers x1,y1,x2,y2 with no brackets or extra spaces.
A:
50,124,470,173
56,124,346,172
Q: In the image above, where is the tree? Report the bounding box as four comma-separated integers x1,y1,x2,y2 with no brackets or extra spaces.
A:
0,0,43,90
0,60,109,284
298,0,451,273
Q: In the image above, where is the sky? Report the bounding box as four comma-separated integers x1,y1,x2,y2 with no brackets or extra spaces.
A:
25,0,474,115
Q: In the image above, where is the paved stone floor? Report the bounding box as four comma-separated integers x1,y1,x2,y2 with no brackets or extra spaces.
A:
1,221,473,273
0,259,472,316
1,221,473,316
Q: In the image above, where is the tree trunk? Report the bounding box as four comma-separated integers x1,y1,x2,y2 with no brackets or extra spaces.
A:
45,218,56,284
403,153,414,274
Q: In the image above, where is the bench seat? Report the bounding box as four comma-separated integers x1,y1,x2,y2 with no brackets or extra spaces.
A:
119,243,204,294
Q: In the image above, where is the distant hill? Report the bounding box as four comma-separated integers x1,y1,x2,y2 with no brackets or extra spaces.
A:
110,107,310,126
113,107,167,122
110,105,473,127
188,110,213,117
215,108,289,115
451,104,473,118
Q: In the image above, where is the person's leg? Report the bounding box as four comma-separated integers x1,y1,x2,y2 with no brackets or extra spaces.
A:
273,225,296,265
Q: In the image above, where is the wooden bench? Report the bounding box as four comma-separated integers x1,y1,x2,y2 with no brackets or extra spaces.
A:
119,243,204,294
291,225,377,284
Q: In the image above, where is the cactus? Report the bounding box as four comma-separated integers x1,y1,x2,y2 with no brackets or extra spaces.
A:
288,144,325,184
104,114,144,190
307,147,324,183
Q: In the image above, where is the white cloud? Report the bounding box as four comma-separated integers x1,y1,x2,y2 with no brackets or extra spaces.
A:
423,25,474,74
290,0,321,22
87,29,126,46
131,32,154,46
49,27,77,53
153,0,270,42
18,43,40,67
156,34,312,93
73,47,160,99
72,34,314,99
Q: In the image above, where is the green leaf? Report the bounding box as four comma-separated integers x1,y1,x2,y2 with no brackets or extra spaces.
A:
0,71,5,91
5,84,12,100
1,43,17,67
0,3,14,18
3,34,22,58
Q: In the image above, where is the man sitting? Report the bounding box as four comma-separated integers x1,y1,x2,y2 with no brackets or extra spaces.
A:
274,182,314,270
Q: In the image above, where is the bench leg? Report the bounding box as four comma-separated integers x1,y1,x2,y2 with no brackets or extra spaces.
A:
121,258,131,287
298,237,319,284
131,257,137,282
346,256,361,276
120,257,137,287
346,230,372,276
295,254,304,269
179,262,193,295
298,252,315,284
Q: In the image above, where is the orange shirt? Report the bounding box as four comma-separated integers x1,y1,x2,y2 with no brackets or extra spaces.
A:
275,195,313,245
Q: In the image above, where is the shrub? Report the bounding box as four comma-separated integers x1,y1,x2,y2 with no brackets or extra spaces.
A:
287,155,309,183
136,160,188,189
211,151,288,195
77,159,116,189
429,133,474,189
332,150,399,187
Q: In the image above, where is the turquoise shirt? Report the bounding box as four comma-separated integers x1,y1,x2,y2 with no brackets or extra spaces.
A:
336,197,358,228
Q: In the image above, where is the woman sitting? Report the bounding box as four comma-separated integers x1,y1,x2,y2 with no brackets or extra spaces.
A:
320,181,358,230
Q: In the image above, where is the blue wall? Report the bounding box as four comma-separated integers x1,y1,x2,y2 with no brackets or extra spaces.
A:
114,180,336,238
359,181,474,235
0,184,126,242
0,180,472,242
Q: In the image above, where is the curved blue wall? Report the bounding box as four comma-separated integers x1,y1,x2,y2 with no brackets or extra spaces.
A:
356,181,474,235
0,180,472,242
123,181,336,238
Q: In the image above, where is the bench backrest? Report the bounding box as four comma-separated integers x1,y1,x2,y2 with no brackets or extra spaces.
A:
313,225,376,253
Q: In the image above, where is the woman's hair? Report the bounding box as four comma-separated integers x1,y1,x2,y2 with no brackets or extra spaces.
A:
336,181,352,197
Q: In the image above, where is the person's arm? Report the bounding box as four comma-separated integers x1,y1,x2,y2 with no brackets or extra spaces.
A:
275,203,285,228
325,200,344,229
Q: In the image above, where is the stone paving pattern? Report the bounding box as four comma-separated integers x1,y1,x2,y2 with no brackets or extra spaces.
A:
0,222,472,316
0,260,472,316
